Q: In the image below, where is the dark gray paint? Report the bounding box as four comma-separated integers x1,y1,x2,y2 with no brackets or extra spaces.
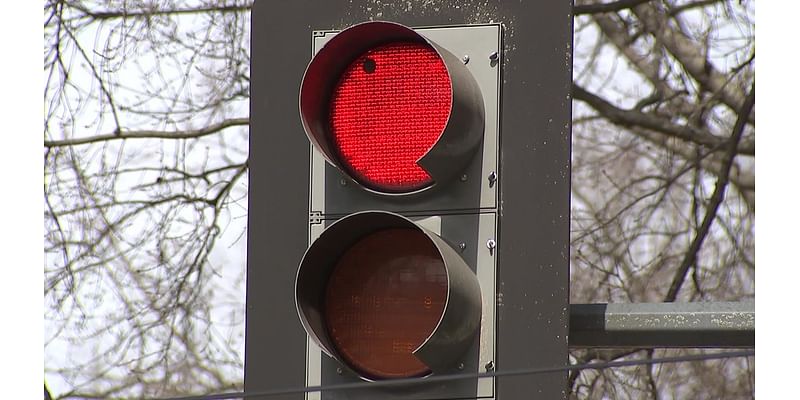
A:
492,2,572,400
248,1,572,399
247,2,333,399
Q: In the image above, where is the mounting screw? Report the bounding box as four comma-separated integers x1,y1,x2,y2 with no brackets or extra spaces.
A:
458,362,465,370
489,51,499,61
460,173,468,182
339,178,347,186
485,360,495,372
336,367,343,375
462,54,470,64
488,171,497,188
486,239,496,255
458,242,467,252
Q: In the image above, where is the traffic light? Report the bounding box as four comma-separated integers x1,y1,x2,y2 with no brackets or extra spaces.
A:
295,211,482,380
247,2,572,399
298,21,485,195
294,21,500,398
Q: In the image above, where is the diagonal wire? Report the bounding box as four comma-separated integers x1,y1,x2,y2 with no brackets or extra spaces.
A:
155,349,754,400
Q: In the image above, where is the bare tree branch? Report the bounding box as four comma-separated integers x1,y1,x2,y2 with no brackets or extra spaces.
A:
664,82,755,301
44,118,249,147
668,0,723,16
70,3,253,21
632,2,749,113
572,83,754,155
574,0,653,16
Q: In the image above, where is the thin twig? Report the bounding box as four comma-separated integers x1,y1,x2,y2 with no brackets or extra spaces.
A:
574,0,653,16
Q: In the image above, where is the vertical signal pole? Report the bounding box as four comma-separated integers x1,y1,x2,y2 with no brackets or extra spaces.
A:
495,3,572,399
247,1,572,399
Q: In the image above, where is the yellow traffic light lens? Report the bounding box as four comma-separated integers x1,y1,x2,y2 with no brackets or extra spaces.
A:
324,228,447,379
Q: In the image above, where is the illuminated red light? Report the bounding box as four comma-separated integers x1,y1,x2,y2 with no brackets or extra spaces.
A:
323,228,448,379
329,41,452,192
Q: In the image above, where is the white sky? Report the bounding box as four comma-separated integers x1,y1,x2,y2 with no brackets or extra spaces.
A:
758,1,800,398
1,3,44,398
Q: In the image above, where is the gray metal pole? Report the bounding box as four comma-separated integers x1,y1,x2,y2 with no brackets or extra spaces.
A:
569,302,754,348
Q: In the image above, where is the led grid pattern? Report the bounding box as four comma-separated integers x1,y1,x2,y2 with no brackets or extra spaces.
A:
329,42,452,192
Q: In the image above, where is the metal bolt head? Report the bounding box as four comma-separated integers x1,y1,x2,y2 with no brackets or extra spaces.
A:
460,173,468,182
336,367,343,375
458,242,467,252
486,239,496,250
485,360,495,372
489,51,499,61
488,171,497,188
458,362,465,370
462,54,470,64
339,178,347,186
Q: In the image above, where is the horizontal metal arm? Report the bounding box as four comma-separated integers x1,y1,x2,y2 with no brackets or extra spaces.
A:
569,301,754,348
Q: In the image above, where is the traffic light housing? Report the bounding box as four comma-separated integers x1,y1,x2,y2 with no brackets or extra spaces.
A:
295,21,500,398
247,2,572,399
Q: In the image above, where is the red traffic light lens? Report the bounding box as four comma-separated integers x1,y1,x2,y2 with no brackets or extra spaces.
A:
300,22,486,195
330,41,452,192
324,228,448,379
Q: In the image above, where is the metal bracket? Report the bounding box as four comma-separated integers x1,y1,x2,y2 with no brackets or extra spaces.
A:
309,211,323,225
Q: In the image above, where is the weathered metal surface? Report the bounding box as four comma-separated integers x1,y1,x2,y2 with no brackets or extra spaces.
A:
248,1,572,399
569,302,755,348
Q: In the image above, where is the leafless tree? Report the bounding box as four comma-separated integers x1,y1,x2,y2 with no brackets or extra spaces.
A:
43,0,754,398
569,0,754,398
45,1,251,397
